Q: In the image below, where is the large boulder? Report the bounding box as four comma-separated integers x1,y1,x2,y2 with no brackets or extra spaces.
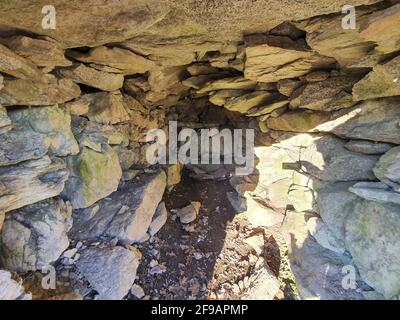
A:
70,170,166,243
345,200,400,299
76,246,141,300
0,156,68,213
0,198,72,272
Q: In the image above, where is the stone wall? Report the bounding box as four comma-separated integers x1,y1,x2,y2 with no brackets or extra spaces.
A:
0,0,399,300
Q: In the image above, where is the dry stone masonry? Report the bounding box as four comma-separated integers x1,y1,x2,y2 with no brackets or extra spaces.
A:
0,0,399,300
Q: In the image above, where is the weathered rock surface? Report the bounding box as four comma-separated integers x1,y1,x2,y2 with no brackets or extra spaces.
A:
64,136,122,209
0,126,48,167
0,43,43,80
0,156,68,213
69,46,156,75
148,202,168,236
0,106,7,133
306,217,346,254
175,202,201,224
353,55,400,101
266,110,331,132
290,75,361,111
197,76,257,94
244,36,336,83
345,140,393,155
1,36,72,71
0,75,80,106
0,198,72,272
58,63,124,92
282,210,365,300
345,201,400,299
302,4,400,68
70,171,166,243
300,135,379,182
0,270,31,300
373,146,400,186
317,98,400,144
241,259,280,300
76,246,141,300
349,182,400,205
0,105,79,166
0,0,376,49
74,92,130,125
315,182,360,248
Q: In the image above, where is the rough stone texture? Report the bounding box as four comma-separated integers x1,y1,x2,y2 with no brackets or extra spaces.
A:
166,162,183,190
353,55,400,101
0,156,68,213
0,74,81,106
290,75,361,111
64,137,122,209
224,91,280,114
0,270,31,300
241,259,280,300
176,202,201,224
70,171,166,243
345,140,393,155
8,106,79,157
0,36,72,71
316,97,400,144
373,146,400,186
359,3,400,55
315,182,360,248
0,42,43,80
244,36,336,83
69,46,156,75
78,92,130,125
148,202,168,236
349,182,400,205
197,76,257,94
0,198,72,272
76,246,141,300
0,105,11,134
0,213,4,233
0,1,376,49
58,63,124,92
282,211,365,300
301,4,398,69
0,127,48,167
345,200,400,299
266,110,332,132
300,135,379,182
306,217,346,254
